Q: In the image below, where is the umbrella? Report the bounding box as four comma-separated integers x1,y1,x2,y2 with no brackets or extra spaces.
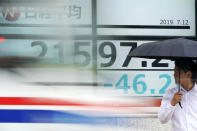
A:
129,38,197,108
130,38,197,60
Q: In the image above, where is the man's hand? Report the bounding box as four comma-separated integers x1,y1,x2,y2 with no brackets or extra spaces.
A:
171,92,183,106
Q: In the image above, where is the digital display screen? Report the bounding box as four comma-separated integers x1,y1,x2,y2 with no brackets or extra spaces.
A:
97,0,196,36
0,0,196,97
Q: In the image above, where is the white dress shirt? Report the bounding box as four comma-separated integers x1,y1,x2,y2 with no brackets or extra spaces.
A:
158,83,197,131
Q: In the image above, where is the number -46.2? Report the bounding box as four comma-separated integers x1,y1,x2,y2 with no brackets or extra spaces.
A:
115,74,171,95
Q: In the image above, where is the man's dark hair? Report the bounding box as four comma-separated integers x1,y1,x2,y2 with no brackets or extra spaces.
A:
175,60,197,83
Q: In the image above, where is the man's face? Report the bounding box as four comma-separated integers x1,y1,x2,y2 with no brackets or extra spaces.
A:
174,65,191,86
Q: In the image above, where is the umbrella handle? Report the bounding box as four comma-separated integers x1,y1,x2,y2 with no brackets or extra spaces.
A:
178,70,183,109
179,102,182,108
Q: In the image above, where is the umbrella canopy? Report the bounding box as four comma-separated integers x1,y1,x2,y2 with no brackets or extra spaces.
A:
129,38,197,60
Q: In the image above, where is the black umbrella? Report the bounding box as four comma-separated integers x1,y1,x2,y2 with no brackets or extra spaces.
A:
129,38,197,108
130,38,197,60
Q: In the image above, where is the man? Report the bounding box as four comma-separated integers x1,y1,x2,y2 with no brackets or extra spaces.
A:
158,60,197,131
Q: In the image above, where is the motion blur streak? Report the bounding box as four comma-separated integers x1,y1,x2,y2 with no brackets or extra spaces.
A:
0,97,161,107
0,37,5,42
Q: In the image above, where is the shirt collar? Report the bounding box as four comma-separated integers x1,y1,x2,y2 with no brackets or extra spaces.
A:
180,83,197,92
